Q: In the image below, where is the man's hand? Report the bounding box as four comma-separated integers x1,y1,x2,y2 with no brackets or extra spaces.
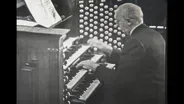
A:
76,60,99,72
87,38,113,56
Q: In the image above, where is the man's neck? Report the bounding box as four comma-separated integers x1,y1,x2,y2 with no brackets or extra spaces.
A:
130,22,143,36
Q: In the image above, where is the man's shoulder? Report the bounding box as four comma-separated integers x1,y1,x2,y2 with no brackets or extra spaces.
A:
126,38,143,45
132,24,164,43
139,25,161,37
135,24,160,35
124,38,145,51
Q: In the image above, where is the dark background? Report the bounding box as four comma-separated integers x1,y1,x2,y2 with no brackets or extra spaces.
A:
15,0,172,104
55,0,167,26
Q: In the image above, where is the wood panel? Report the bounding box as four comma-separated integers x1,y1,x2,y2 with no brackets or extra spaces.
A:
17,26,69,104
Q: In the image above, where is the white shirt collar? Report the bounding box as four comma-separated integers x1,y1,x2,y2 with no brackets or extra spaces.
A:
130,22,143,35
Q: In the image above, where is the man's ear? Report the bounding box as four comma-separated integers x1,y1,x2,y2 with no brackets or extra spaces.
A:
127,22,131,25
126,18,132,25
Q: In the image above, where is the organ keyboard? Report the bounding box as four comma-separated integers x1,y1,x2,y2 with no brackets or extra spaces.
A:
62,36,105,104
63,37,79,49
66,69,87,90
79,79,100,101
63,45,90,69
66,54,104,90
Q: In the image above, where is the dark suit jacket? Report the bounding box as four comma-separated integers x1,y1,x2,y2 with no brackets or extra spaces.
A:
94,24,166,104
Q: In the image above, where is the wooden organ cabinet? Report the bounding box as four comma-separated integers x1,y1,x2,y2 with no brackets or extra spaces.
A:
17,0,123,104
16,26,106,104
17,25,69,104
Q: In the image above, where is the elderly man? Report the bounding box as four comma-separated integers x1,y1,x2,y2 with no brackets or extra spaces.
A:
76,3,165,104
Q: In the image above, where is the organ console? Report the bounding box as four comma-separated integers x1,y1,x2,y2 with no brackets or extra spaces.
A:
61,35,117,104
62,36,106,104
17,26,111,104
17,0,166,104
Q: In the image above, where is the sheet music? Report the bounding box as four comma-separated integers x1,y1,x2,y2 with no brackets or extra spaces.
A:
24,0,61,28
17,20,38,27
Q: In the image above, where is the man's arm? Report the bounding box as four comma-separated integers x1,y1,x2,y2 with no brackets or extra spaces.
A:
95,38,146,84
106,48,122,64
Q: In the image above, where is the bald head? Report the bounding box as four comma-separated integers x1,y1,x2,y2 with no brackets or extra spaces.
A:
115,3,143,23
114,3,144,35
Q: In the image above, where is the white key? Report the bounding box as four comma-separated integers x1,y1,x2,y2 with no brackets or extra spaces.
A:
79,79,100,101
90,54,103,62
